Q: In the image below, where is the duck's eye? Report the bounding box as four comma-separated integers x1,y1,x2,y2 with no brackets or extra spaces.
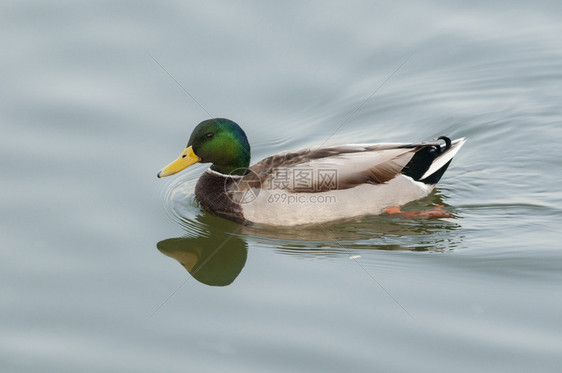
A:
205,133,214,139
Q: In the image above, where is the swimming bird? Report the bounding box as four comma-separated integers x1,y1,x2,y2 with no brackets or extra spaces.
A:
158,118,465,226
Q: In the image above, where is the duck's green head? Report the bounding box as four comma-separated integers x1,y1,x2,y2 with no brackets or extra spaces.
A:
157,118,251,177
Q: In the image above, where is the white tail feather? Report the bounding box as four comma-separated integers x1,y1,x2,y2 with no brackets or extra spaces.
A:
421,138,467,180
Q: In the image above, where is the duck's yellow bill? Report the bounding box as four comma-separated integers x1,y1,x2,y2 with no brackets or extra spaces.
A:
157,145,201,178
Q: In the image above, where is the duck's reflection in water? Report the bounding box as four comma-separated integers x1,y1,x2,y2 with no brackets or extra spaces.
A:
157,223,247,287
157,191,462,286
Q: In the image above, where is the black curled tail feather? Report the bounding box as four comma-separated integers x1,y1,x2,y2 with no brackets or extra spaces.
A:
401,136,452,184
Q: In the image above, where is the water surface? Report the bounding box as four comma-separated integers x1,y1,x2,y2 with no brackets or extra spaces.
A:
2,1,562,372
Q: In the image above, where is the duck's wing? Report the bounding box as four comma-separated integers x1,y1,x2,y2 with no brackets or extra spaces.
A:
243,139,462,193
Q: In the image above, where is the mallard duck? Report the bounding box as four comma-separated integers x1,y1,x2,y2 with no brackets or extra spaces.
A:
158,118,466,226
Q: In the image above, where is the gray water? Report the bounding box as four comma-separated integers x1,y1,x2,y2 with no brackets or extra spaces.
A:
2,1,562,372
